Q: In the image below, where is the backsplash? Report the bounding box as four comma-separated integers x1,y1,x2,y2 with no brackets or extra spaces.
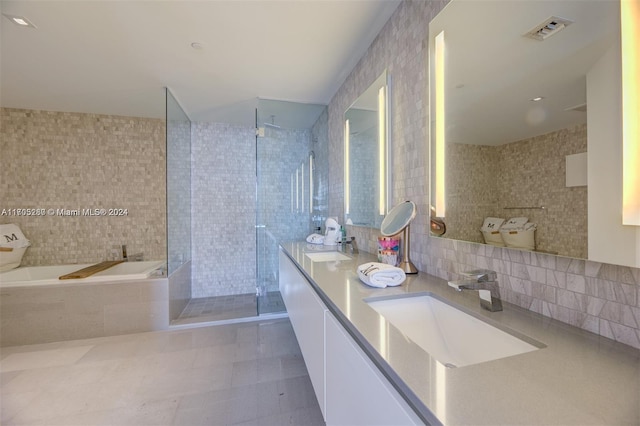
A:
331,0,639,350
0,108,166,265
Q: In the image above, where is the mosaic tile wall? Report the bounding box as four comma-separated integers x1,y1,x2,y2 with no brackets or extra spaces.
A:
311,108,329,231
447,124,588,259
0,108,166,266
190,122,256,298
330,0,640,349
256,126,314,295
166,91,192,275
191,122,322,299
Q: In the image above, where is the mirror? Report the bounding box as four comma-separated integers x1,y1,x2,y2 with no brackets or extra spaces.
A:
381,201,418,274
344,70,391,228
429,0,619,259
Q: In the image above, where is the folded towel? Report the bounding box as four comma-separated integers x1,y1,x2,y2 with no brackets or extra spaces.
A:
501,217,529,230
480,217,505,232
357,262,406,288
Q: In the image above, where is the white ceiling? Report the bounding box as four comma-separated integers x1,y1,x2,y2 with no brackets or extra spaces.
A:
429,0,619,146
0,0,401,126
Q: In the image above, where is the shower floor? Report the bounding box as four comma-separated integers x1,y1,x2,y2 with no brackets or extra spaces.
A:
172,291,286,326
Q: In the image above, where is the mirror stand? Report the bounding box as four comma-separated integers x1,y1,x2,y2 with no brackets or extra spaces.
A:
399,225,418,274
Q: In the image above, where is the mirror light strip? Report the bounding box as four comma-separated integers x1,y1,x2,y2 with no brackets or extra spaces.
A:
379,86,387,216
309,153,314,213
435,31,446,218
345,119,350,215
622,0,640,225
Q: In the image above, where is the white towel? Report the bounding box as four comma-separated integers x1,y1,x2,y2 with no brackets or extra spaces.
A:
306,233,324,244
501,217,529,230
480,217,505,232
357,262,406,288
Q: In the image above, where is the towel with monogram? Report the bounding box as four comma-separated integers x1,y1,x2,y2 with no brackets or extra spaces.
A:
357,262,406,288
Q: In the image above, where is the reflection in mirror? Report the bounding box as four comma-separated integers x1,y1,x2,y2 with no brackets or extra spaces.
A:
344,71,390,228
429,0,619,259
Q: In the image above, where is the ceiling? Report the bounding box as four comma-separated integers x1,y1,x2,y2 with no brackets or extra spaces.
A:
0,0,401,126
429,0,619,146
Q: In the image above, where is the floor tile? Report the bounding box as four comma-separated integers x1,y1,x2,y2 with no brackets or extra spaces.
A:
0,318,324,426
0,346,93,372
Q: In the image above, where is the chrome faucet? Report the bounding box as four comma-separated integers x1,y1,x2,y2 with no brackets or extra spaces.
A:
121,245,144,262
448,269,503,312
345,236,358,254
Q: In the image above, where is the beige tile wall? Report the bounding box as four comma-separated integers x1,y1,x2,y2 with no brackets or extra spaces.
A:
0,108,167,266
447,124,588,259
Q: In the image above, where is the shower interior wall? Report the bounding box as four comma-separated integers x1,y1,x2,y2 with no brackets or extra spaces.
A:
190,110,328,299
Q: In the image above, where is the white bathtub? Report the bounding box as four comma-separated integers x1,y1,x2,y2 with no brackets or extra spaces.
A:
0,260,166,288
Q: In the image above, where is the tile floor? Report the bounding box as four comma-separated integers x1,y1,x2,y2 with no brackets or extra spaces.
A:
0,318,325,425
172,293,287,326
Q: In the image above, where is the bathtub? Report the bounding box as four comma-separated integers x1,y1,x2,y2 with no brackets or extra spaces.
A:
0,260,170,346
0,260,166,288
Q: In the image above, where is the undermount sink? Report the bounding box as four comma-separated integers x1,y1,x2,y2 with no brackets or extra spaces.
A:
366,293,543,368
304,251,352,262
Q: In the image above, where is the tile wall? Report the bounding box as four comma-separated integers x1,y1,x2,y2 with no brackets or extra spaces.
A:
0,108,166,266
190,122,256,298
332,0,640,349
447,123,588,259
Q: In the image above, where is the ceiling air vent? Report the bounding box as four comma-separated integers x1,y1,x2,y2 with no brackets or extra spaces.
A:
525,16,573,41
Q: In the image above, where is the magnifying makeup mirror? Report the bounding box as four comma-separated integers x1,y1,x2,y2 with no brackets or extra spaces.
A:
380,201,418,274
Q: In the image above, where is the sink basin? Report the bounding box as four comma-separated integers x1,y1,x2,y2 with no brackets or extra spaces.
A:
366,294,542,367
305,251,351,262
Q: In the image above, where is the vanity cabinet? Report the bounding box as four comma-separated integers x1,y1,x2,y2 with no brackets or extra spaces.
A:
325,312,422,426
278,249,327,418
279,249,422,424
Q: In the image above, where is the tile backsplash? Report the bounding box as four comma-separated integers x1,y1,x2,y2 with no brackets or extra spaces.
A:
0,108,166,265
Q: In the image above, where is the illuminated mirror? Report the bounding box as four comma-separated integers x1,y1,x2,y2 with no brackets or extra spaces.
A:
344,70,391,228
429,0,620,259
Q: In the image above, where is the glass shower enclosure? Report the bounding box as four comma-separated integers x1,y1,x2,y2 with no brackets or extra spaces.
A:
255,99,328,315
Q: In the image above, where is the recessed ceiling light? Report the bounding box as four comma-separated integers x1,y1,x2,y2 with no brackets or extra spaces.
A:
2,13,37,28
531,96,544,102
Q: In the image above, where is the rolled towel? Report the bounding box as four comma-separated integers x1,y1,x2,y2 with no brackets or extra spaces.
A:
357,262,406,288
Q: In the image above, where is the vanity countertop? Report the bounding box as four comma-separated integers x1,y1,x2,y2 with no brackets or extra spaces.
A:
280,241,640,425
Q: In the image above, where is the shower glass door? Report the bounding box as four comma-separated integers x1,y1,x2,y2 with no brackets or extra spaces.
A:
255,99,327,315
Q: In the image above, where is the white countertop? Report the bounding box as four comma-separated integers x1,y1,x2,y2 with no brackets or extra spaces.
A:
280,241,640,425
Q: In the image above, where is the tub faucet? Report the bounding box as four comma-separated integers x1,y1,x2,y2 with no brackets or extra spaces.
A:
121,245,143,262
448,269,502,312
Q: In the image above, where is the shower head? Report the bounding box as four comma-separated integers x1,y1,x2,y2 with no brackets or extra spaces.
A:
263,115,281,129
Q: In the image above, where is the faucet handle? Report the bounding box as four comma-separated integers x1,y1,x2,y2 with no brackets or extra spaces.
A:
461,269,497,282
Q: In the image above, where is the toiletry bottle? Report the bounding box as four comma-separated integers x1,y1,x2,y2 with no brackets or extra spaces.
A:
340,226,347,244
